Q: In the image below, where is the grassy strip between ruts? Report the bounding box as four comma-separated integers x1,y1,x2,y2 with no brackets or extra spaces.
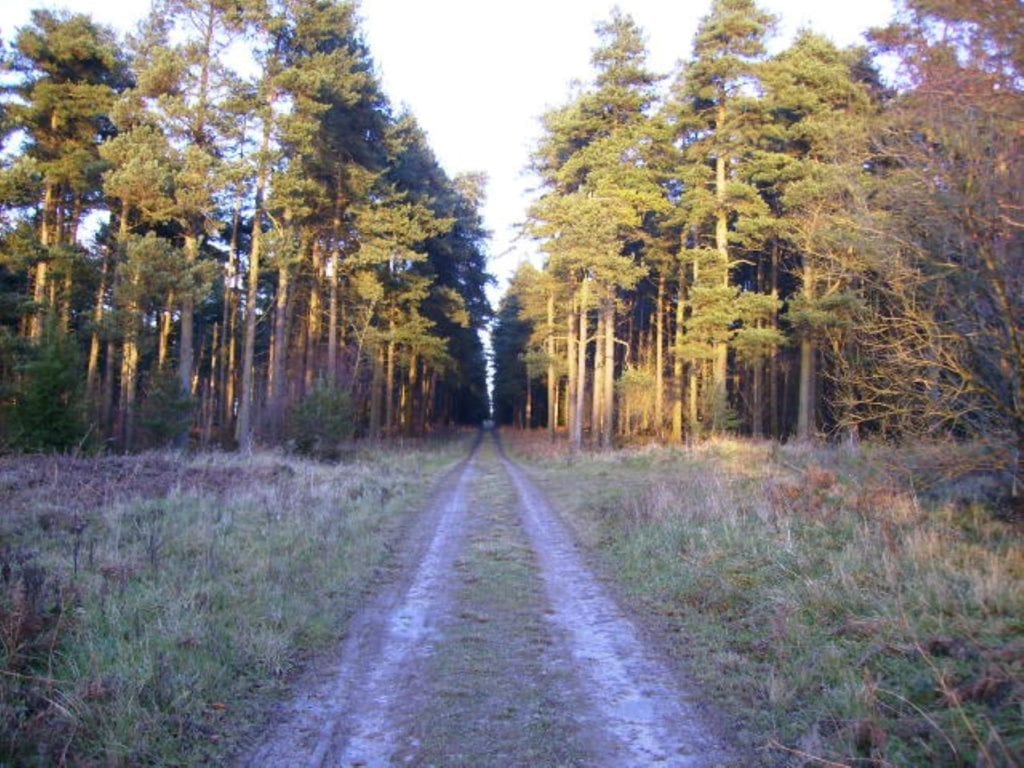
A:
399,440,591,767
0,436,470,766
506,432,1023,768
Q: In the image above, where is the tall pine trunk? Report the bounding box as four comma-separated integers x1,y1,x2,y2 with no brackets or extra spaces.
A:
591,298,604,447
602,293,615,448
385,318,396,435
572,280,588,452
86,244,111,409
712,135,730,433
672,268,686,443
180,232,199,400
655,273,665,437
797,261,815,440
268,261,290,437
566,300,577,444
546,290,556,438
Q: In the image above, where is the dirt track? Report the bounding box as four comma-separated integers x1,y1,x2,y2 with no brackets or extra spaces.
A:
239,433,733,767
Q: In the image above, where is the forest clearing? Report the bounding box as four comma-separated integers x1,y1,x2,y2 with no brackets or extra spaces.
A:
0,431,1019,765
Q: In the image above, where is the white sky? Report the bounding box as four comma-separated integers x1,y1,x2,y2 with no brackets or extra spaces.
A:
2,0,896,305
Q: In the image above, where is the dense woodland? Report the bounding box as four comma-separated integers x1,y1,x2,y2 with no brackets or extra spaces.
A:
492,0,1022,491
0,0,491,453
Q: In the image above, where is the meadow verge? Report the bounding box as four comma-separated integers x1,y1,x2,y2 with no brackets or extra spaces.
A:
507,431,1022,767
0,437,468,765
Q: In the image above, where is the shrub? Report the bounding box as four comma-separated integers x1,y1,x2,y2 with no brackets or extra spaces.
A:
136,367,193,448
287,382,354,459
7,322,88,452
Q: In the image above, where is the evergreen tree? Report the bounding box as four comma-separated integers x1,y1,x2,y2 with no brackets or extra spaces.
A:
670,0,780,434
528,9,661,450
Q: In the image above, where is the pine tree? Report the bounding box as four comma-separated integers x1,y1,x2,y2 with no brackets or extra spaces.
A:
761,32,876,440
670,0,780,434
528,9,661,450
6,11,128,339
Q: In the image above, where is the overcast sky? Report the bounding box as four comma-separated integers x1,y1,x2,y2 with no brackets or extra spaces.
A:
3,0,896,301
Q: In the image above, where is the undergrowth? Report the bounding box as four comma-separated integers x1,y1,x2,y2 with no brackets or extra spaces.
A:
508,431,1023,767
0,438,467,765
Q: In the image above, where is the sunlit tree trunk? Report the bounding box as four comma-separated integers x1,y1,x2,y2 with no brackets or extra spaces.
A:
566,300,577,443
158,290,175,369
237,109,271,451
385,317,396,435
797,262,815,441
180,232,199,401
222,194,242,438
712,124,729,432
655,273,665,437
86,245,111,409
546,290,556,437
602,292,615,448
672,270,685,443
591,298,604,446
572,279,589,451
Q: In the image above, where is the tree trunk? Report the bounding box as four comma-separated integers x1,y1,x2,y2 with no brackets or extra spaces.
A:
385,318,396,435
158,290,175,370
712,103,730,433
546,290,556,438
369,345,383,439
796,261,815,441
180,232,199,400
672,270,685,443
591,296,604,447
305,241,322,392
602,292,615,448
116,210,138,451
752,357,764,439
222,191,242,439
268,261,290,437
29,171,57,340
328,246,339,384
525,374,533,429
655,273,665,437
572,281,588,452
404,351,418,436
566,299,577,445
86,245,111,408
101,338,115,438
236,110,271,451
797,336,814,440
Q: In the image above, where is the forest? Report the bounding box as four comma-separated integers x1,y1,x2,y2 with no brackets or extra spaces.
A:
491,0,1022,504
0,0,491,454
0,1,1020,764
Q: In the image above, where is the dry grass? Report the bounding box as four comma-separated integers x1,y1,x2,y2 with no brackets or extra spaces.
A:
0,438,468,765
506,430,1023,767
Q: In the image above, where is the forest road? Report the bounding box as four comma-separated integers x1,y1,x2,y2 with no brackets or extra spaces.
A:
238,432,734,767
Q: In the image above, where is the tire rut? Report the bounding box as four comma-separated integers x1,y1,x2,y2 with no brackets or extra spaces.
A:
239,432,733,767
497,434,732,767
238,439,479,767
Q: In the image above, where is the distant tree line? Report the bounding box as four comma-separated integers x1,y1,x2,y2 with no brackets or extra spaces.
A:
0,0,491,453
493,0,1021,487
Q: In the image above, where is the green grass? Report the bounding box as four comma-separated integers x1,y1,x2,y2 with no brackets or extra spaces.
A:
406,441,590,767
507,432,1023,767
0,438,468,765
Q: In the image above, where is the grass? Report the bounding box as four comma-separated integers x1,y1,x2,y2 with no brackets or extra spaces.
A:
506,431,1023,767
404,440,590,767
0,436,469,766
